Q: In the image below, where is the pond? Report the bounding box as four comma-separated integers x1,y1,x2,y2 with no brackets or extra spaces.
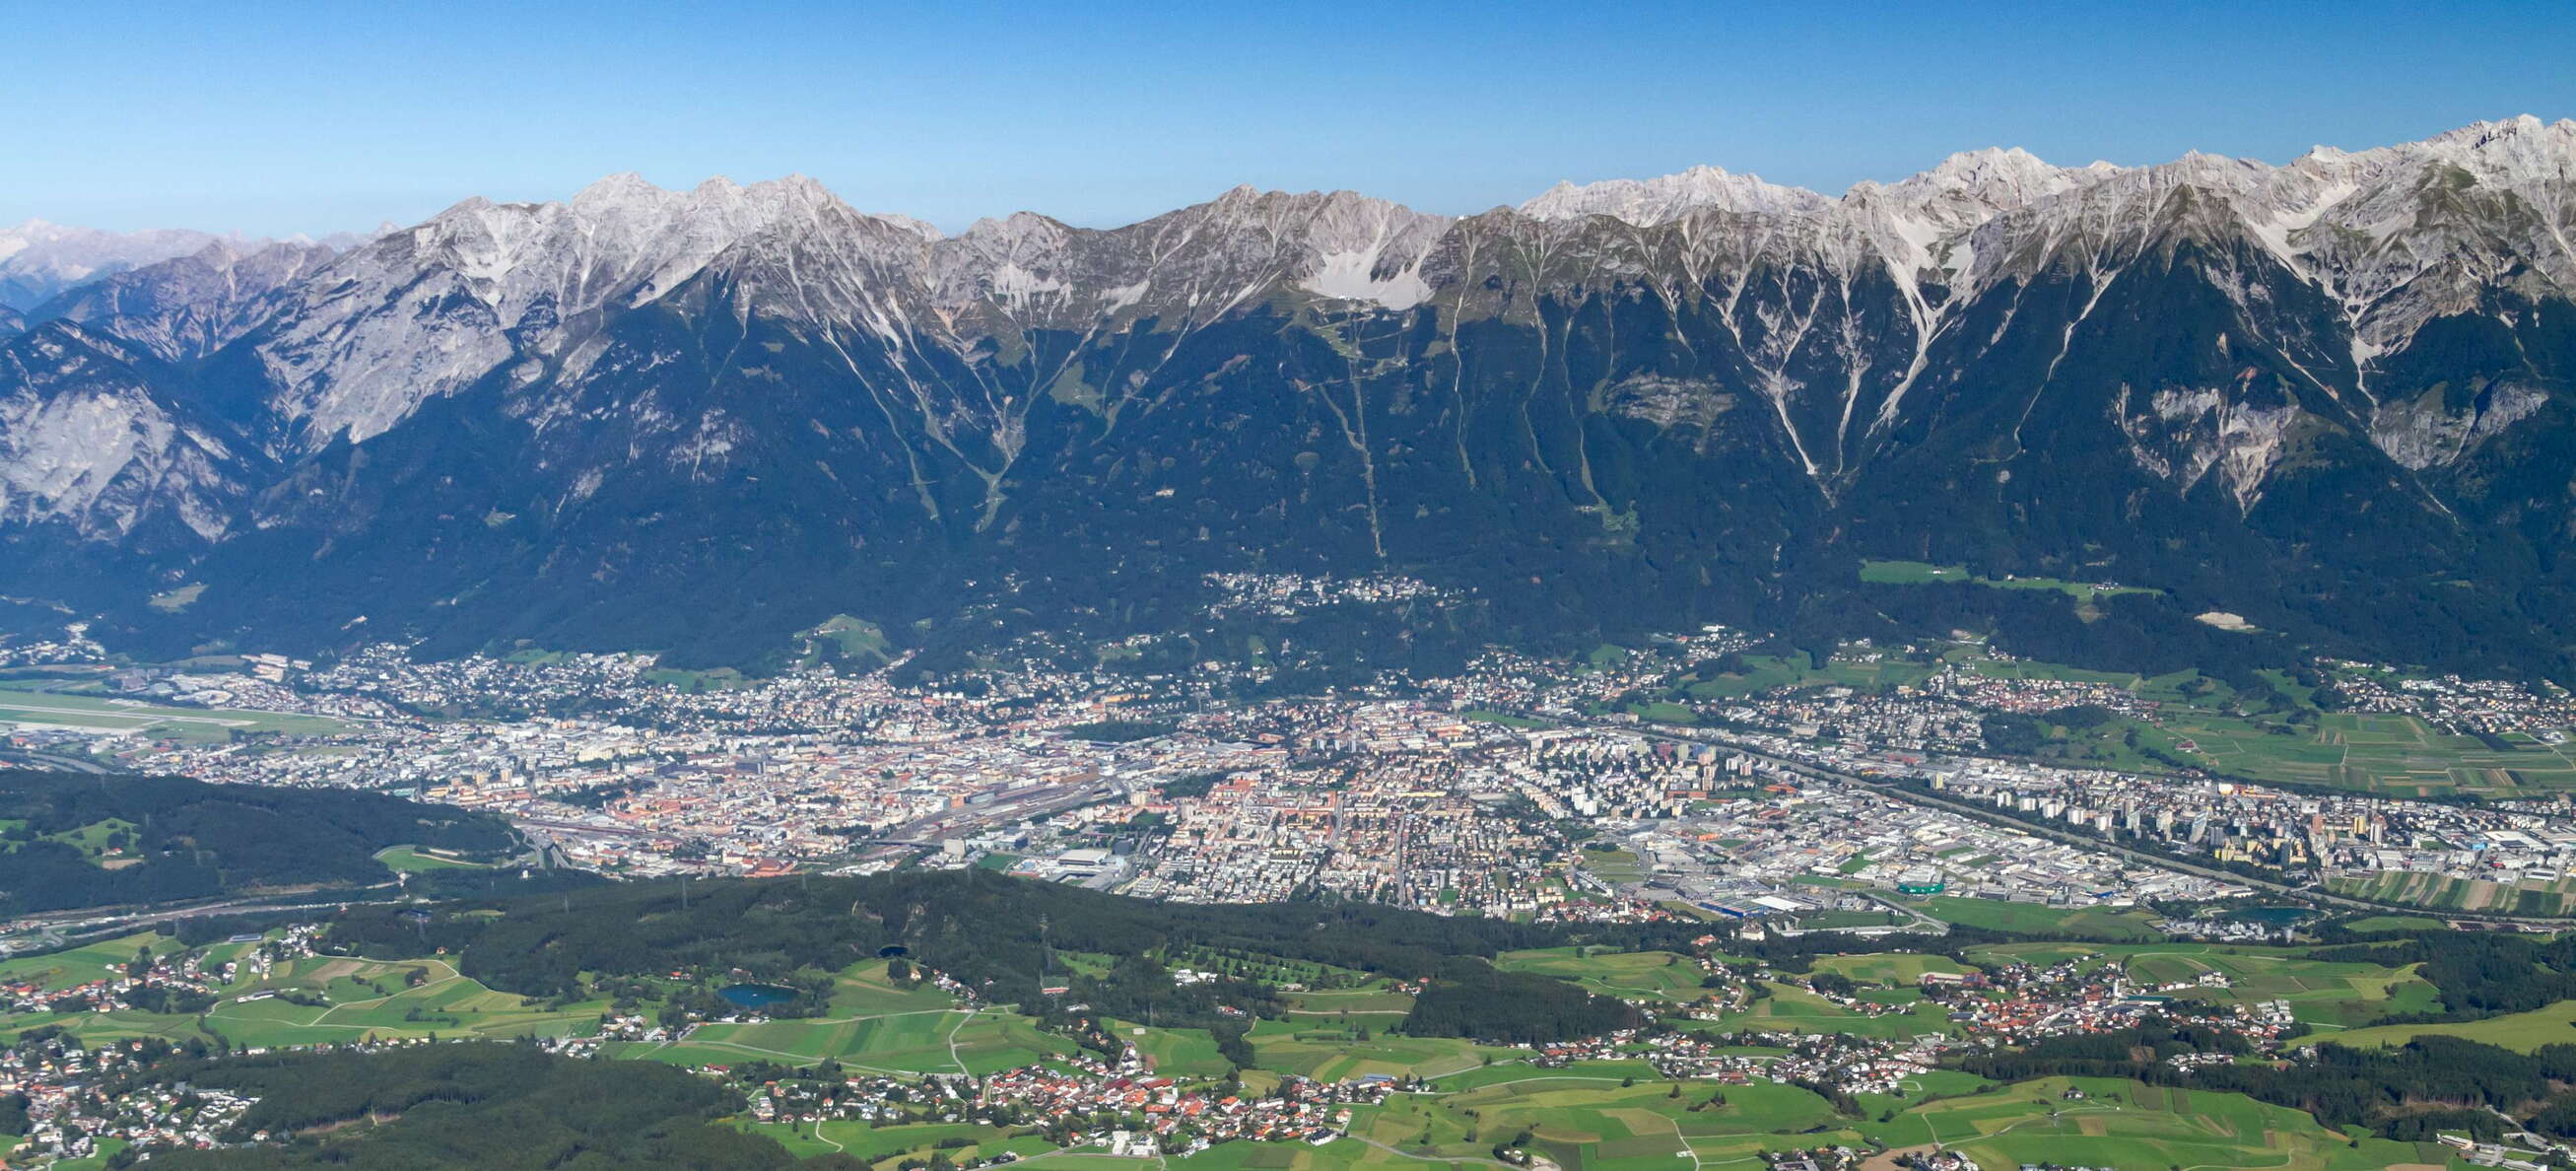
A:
716,983,800,1009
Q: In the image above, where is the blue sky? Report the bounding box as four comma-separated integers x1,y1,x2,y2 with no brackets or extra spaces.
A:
11,0,2572,237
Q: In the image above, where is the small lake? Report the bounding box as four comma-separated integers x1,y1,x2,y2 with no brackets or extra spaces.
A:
717,983,799,1009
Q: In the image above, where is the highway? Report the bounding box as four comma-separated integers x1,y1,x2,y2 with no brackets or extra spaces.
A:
2,889,399,955
0,748,111,774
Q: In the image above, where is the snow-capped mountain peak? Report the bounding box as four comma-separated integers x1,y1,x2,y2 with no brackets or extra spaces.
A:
1519,164,1831,225
1868,147,2125,230
6,117,2576,677
0,221,234,312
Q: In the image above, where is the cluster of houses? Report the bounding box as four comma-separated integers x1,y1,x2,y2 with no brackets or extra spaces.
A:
0,1037,246,1163
1916,959,2295,1046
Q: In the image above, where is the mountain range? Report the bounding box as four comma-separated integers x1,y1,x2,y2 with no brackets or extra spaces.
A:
5,116,2574,674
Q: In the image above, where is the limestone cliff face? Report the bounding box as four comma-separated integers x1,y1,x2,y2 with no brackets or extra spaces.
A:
3,119,2574,669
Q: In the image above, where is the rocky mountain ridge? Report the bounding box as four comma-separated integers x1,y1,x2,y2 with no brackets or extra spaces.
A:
4,117,2573,674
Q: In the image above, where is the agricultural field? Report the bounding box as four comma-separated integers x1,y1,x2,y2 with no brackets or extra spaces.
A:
1860,560,2158,607
1424,1058,1665,1092
1624,700,1698,724
1959,942,2439,1028
2133,708,2576,797
1345,1077,1843,1171
1247,1021,1507,1082
1715,640,2576,798
745,1119,1053,1164
1657,626,2576,797
1871,1077,2441,1171
2328,868,2576,916
644,1008,1076,1076
0,1004,215,1050
1280,988,1415,1019
0,931,183,993
1494,948,1710,1002
0,946,613,1051
1682,982,1956,1041
2119,949,2439,1027
1806,952,1972,986
2339,915,2450,933
1952,653,2146,688
23,816,140,862
826,960,964,1015
201,957,609,1049
1682,654,1940,701
0,928,2488,1171
803,614,896,667
1120,1072,2435,1171
2329,997,2576,1053
1104,1020,1235,1080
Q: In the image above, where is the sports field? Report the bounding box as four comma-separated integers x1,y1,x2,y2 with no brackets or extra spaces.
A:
1905,896,2165,940
1580,848,1650,883
373,844,499,872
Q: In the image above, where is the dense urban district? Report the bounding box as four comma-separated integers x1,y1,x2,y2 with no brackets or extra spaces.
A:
11,572,2576,1169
